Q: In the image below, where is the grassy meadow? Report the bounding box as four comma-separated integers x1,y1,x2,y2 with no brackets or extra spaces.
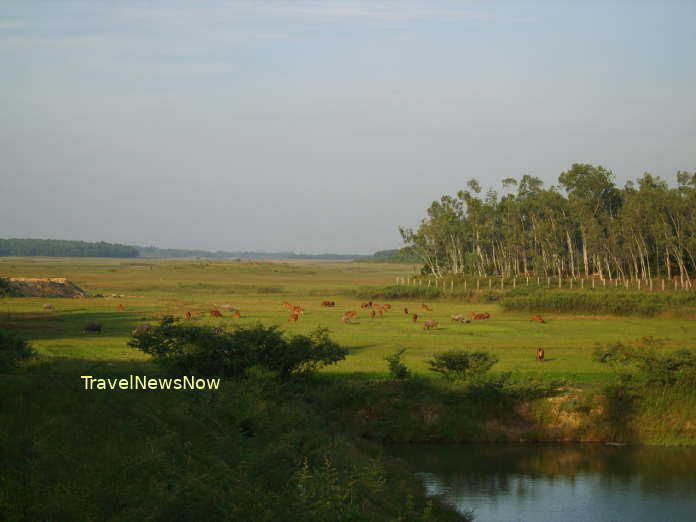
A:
2,257,695,388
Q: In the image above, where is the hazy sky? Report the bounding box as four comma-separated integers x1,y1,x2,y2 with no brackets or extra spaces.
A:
1,1,694,254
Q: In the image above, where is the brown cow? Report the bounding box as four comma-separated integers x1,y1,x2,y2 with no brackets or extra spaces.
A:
288,313,299,322
423,320,438,330
43,304,54,311
345,311,358,318
421,303,432,312
412,313,418,322
450,314,466,323
293,306,304,315
210,310,223,318
404,308,409,315
531,315,545,323
281,301,293,311
185,311,192,320
233,310,241,318
537,348,545,362
320,300,336,307
341,314,354,324
383,304,392,311
117,303,125,311
370,310,376,318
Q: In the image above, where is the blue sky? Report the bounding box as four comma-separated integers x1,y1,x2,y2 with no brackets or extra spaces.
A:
1,1,694,254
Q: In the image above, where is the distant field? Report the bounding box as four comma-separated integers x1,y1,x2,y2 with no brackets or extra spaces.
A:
2,257,695,388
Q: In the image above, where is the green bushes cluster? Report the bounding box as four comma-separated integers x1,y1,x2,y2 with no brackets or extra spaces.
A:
128,317,347,378
501,289,696,316
593,337,696,386
384,348,411,380
351,285,440,300
0,329,35,372
428,350,498,381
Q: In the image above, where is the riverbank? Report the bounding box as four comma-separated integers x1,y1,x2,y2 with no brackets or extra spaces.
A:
312,376,696,446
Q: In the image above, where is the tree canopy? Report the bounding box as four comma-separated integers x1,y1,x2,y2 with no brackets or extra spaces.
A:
400,165,696,282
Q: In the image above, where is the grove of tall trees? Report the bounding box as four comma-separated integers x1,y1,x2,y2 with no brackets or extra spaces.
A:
400,164,696,283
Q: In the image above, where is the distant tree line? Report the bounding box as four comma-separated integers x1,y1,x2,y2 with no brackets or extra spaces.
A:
0,239,139,258
400,164,696,282
137,246,370,260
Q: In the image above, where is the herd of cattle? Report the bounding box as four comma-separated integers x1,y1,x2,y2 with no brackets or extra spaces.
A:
62,301,546,349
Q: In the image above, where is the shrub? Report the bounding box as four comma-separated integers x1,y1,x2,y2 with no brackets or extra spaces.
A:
352,285,440,300
593,338,696,386
128,317,347,378
0,278,15,297
0,329,36,372
384,348,411,380
428,350,498,381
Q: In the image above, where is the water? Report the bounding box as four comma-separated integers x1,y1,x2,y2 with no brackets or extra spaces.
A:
388,444,696,522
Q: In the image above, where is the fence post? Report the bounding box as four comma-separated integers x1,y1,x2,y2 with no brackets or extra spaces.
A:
547,277,551,288
489,278,492,289
501,277,504,289
477,279,480,290
558,276,562,289
513,277,516,288
464,280,467,290
581,279,584,289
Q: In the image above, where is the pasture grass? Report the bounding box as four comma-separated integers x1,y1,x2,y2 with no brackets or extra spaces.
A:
2,257,696,388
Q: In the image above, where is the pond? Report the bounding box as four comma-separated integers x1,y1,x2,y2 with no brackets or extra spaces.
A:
388,443,696,522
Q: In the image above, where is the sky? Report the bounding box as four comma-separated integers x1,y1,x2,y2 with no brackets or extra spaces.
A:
1,1,694,254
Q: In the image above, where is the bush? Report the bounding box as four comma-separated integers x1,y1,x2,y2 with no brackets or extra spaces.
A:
352,285,440,300
0,278,15,297
593,338,696,386
501,289,696,316
428,350,498,381
384,348,411,380
0,329,36,372
128,317,347,378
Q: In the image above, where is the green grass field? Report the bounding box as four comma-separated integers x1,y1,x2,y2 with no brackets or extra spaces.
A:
3,257,695,388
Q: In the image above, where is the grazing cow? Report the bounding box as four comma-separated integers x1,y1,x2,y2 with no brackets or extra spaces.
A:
360,303,370,309
370,310,376,318
210,310,223,318
451,314,466,323
536,348,545,362
345,311,358,318
412,313,418,322
131,324,152,335
185,311,192,320
471,312,490,320
84,322,102,334
281,301,293,311
341,314,354,324
293,306,304,315
423,320,438,330
43,304,54,311
404,308,409,315
117,303,125,311
321,300,335,307
234,310,241,318
421,304,432,312
383,304,392,311
288,313,299,322
531,315,545,324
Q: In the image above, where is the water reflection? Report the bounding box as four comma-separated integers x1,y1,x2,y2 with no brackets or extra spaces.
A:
389,444,696,522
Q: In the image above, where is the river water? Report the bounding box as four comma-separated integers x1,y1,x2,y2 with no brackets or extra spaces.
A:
388,444,696,522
